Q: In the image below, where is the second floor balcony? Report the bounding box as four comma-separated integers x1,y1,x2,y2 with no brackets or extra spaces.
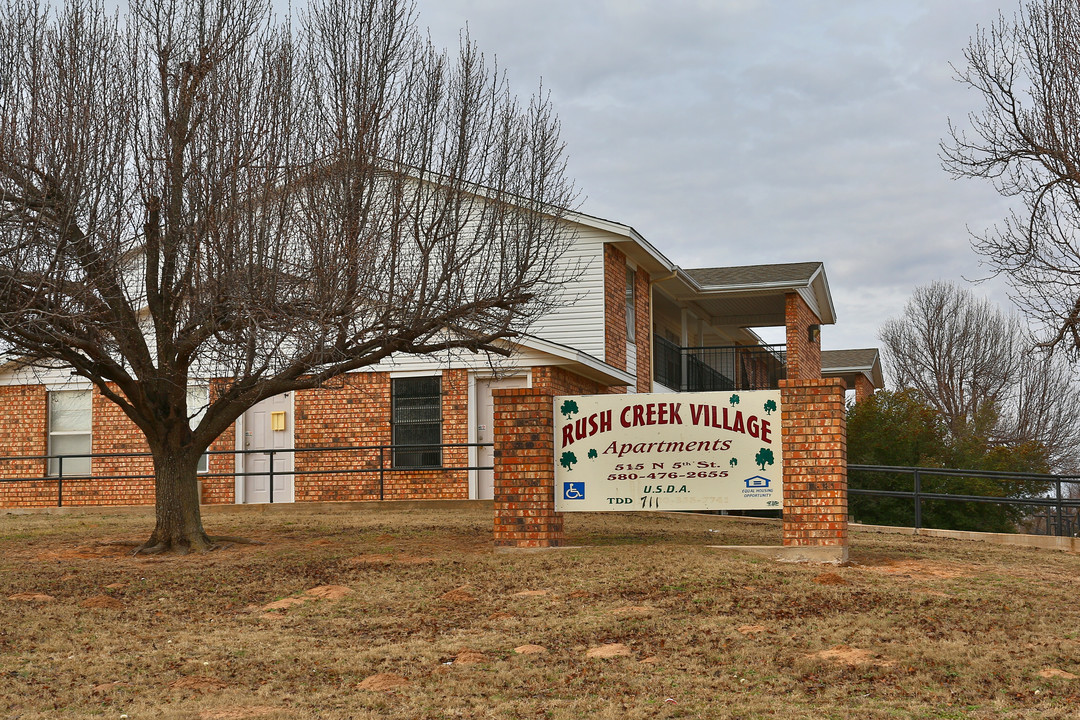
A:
653,336,786,392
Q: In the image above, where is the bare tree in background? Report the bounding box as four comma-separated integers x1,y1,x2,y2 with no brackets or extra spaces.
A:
881,282,1080,472
0,0,577,553
943,0,1080,355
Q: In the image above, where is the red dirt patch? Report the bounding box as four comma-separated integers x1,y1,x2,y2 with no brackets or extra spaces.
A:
37,543,136,561
813,572,849,586
440,586,476,603
453,650,488,665
8,593,55,602
261,597,306,611
736,624,770,635
586,643,632,659
358,673,410,691
1039,668,1079,679
80,595,124,609
513,644,547,655
304,585,352,600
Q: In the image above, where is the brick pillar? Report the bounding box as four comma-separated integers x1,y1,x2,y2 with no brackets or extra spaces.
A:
853,374,875,404
785,292,822,380
492,387,564,548
779,378,847,559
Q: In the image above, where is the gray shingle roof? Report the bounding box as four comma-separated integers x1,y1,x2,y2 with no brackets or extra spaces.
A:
821,348,880,371
685,262,823,288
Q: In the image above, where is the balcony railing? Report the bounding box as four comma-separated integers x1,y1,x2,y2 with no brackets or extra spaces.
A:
653,337,786,392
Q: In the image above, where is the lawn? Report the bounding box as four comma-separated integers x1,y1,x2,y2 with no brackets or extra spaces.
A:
1,503,1078,719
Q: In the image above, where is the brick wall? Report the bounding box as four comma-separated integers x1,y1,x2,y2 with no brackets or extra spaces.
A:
0,382,243,509
532,366,602,397
0,384,51,507
200,379,240,504
603,244,628,393
292,369,469,502
779,378,847,550
633,266,651,392
88,387,155,506
785,292,822,381
492,386,564,547
602,244,652,393
86,383,237,507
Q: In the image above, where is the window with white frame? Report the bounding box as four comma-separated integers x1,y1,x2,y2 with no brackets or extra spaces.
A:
188,386,209,473
48,389,91,476
625,266,637,342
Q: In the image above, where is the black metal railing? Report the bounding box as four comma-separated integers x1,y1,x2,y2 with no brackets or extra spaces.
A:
849,464,1080,537
653,337,786,392
0,442,493,507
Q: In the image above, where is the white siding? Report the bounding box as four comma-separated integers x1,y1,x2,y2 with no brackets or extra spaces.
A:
527,226,607,359
0,224,615,388
367,346,553,374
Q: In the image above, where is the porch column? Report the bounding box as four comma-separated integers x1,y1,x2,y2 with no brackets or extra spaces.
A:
784,292,822,380
853,374,875,403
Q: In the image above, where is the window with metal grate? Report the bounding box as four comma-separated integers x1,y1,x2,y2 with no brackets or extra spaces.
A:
391,376,442,468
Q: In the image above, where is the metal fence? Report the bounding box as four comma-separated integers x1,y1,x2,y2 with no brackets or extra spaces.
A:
849,464,1080,537
653,337,786,392
0,442,494,507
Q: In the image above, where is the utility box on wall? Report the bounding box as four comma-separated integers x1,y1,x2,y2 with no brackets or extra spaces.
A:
270,411,286,432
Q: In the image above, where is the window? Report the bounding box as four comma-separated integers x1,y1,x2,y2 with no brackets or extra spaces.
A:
188,386,209,473
391,376,442,468
625,266,636,342
48,389,91,476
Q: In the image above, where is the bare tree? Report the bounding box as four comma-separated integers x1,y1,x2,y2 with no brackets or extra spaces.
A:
0,0,577,553
1010,349,1080,473
881,282,1080,471
943,0,1080,354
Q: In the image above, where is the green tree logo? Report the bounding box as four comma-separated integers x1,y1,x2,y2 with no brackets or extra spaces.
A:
755,447,774,471
560,400,579,418
763,399,777,415
729,394,740,405
560,451,578,471
587,448,598,459
729,457,738,467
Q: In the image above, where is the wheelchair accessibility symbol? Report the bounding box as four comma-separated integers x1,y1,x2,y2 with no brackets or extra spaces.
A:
562,482,585,500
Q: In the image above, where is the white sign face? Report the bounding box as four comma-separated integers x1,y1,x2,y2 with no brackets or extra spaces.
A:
554,390,782,512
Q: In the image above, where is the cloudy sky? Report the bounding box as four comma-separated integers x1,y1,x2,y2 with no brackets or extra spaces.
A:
412,0,1018,355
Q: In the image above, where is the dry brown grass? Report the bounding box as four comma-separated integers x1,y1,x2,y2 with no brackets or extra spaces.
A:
1,504,1079,719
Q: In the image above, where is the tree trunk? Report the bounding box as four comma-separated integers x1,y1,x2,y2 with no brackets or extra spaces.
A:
142,449,212,554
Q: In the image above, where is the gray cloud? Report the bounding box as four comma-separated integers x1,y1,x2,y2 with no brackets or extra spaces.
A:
415,0,1020,353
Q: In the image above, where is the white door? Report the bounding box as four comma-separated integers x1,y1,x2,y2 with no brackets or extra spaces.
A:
242,393,294,503
475,376,528,500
